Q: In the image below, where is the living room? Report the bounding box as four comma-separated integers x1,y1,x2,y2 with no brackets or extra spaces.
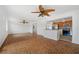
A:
0,5,79,53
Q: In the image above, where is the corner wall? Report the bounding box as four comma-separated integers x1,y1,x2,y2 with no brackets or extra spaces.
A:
0,6,8,47
72,12,79,44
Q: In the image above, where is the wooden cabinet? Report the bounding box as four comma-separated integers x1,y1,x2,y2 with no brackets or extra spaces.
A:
53,18,72,28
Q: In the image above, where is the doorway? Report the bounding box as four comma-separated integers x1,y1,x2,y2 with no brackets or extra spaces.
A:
59,17,72,42
32,23,37,34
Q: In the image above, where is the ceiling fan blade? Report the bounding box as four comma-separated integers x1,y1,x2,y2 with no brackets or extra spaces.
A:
32,12,40,13
45,8,55,12
39,5,44,11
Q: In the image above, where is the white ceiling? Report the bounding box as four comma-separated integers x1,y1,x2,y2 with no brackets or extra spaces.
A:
4,5,79,20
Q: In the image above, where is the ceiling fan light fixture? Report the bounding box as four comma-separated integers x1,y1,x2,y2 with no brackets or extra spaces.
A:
32,5,55,17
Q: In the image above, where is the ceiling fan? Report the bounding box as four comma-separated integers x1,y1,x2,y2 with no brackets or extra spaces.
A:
32,5,55,17
20,20,29,24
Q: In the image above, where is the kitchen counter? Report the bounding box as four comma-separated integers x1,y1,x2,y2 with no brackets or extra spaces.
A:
43,29,61,40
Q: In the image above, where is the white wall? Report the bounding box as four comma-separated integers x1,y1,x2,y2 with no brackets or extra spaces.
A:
0,6,8,47
72,11,79,44
8,17,33,34
37,19,47,35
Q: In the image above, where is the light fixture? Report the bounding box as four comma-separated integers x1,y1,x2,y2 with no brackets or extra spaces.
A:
20,20,29,24
19,17,29,24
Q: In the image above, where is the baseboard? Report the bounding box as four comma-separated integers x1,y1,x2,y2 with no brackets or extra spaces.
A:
0,32,8,47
